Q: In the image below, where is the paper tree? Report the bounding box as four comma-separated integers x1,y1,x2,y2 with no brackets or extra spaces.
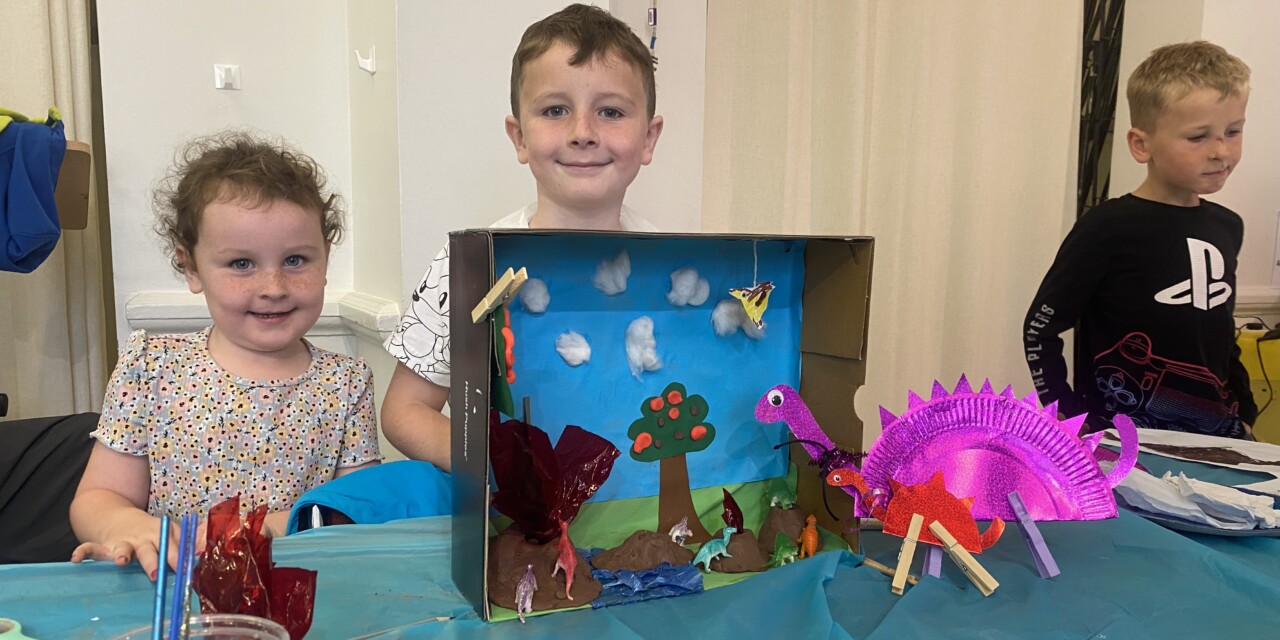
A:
628,382,717,544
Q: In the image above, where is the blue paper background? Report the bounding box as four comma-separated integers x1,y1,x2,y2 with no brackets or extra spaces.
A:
494,235,805,501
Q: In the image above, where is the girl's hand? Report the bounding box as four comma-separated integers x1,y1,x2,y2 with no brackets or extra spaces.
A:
70,511,206,580
70,510,168,580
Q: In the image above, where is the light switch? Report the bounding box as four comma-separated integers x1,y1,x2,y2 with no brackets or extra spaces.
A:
214,64,241,90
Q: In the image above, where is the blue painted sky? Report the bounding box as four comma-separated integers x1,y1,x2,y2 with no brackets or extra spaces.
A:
495,235,805,502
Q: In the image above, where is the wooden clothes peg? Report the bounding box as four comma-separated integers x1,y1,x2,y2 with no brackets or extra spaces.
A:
471,267,528,323
892,513,924,595
929,520,999,596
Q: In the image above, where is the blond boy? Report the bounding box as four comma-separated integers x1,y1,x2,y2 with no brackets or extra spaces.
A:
1024,41,1255,439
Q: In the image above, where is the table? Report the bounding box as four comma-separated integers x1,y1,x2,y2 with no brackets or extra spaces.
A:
4,453,1279,639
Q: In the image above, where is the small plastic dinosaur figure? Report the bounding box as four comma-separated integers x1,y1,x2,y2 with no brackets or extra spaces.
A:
766,479,797,509
799,514,820,559
668,515,694,545
768,532,798,568
692,526,737,572
551,520,577,600
516,564,537,624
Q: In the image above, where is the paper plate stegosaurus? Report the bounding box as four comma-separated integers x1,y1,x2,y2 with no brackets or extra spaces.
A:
759,376,1139,522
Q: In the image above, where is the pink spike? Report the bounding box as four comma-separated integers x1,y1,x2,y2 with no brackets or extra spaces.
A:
1082,431,1105,453
980,379,995,395
1058,414,1087,438
1042,401,1059,418
954,375,973,395
907,391,926,409
1000,385,1016,400
931,380,949,400
879,406,898,429
1021,391,1038,407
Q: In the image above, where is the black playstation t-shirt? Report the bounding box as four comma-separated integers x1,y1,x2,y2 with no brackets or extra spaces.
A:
1024,194,1256,438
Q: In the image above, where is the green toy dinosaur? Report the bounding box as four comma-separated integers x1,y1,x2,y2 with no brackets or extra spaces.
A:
766,478,797,510
768,532,798,568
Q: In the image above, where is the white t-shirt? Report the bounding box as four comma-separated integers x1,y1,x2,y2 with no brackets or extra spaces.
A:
384,203,658,387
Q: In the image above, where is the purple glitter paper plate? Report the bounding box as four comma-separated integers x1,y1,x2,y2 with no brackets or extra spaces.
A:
859,376,1140,522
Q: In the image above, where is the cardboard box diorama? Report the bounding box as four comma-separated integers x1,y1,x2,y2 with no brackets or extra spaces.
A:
449,230,874,621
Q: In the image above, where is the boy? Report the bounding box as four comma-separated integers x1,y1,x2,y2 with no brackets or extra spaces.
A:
1024,41,1255,439
382,4,663,469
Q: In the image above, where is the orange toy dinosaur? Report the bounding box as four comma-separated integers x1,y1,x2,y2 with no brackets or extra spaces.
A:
799,514,820,559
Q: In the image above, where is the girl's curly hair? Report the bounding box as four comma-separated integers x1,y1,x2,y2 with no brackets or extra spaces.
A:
154,130,344,273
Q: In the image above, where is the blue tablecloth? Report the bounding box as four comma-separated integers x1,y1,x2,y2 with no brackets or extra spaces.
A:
4,453,1279,639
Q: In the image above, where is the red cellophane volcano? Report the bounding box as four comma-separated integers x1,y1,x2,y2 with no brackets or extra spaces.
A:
191,496,316,640
489,410,620,542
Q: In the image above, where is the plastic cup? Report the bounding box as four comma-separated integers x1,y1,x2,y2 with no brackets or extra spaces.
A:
109,613,288,640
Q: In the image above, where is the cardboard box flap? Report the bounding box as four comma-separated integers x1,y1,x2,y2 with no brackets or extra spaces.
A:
801,240,873,361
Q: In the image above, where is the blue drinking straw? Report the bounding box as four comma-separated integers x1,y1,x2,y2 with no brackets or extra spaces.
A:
151,515,170,640
178,514,198,639
166,514,193,640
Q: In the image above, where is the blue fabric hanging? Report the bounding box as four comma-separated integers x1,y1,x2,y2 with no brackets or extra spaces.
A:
0,111,66,273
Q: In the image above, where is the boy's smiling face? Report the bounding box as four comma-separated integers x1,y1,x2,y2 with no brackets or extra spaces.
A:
1129,87,1248,206
506,41,662,223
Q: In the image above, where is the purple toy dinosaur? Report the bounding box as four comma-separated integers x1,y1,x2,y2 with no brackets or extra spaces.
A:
755,386,868,514
516,564,537,623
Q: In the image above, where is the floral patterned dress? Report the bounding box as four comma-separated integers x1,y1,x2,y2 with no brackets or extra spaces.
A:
93,328,381,518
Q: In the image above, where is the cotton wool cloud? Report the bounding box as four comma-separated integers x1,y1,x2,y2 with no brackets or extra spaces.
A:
556,331,590,366
712,299,765,339
625,316,662,377
519,278,549,313
592,250,631,296
666,267,710,307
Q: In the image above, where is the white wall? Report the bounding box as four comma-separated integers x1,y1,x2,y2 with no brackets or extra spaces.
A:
97,0,356,348
1111,0,1280,313
1203,2,1280,306
608,0,706,235
394,0,706,302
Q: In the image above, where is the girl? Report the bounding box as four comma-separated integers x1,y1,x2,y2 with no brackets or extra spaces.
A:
70,132,381,579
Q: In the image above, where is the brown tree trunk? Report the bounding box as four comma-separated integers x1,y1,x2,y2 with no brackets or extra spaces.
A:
657,454,712,544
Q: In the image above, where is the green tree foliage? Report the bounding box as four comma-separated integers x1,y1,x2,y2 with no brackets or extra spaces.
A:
627,382,716,462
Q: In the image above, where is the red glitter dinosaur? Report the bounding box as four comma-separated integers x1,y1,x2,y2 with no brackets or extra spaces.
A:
827,469,1004,553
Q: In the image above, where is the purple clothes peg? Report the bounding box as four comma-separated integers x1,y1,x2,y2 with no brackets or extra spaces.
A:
922,545,943,578
1008,491,1060,579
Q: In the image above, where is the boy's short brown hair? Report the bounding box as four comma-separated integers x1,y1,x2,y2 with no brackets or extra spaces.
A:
154,130,344,273
510,3,657,118
1127,40,1250,132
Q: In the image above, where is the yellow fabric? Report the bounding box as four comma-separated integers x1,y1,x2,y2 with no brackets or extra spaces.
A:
0,106,61,134
1236,330,1280,444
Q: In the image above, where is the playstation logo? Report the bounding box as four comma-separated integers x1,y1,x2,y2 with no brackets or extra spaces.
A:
1154,238,1231,310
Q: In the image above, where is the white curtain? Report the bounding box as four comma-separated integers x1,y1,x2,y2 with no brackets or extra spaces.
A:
0,0,107,419
703,1,1082,445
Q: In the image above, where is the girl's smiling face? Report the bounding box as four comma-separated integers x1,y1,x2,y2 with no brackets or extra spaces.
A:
181,196,328,373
